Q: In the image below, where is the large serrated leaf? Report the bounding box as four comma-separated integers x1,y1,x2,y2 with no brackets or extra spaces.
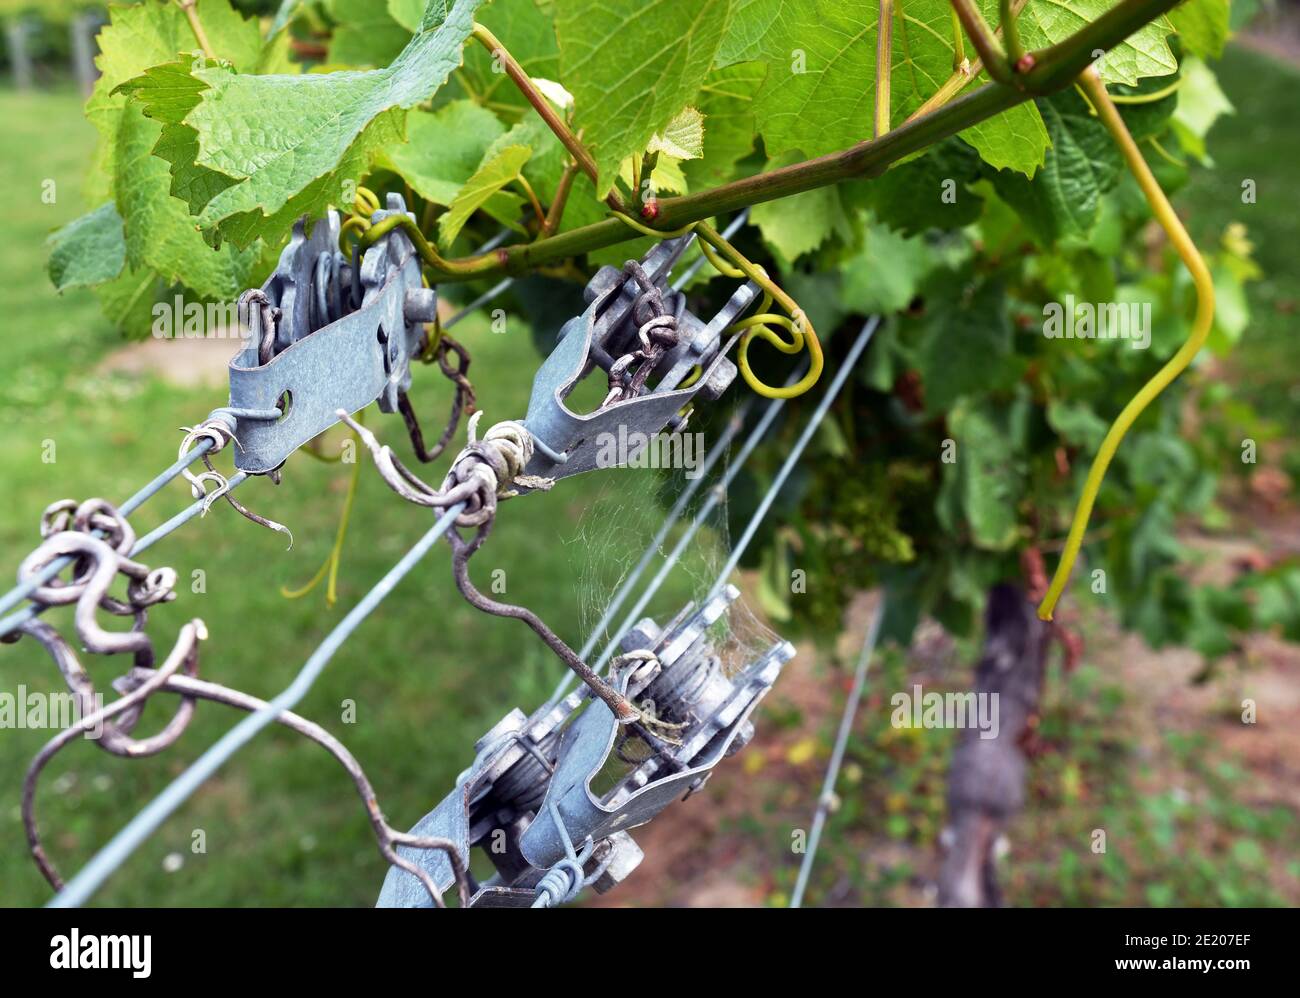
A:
130,0,485,248
116,102,260,300
555,0,731,197
85,0,262,203
745,0,1048,176
66,0,263,304
1017,0,1177,86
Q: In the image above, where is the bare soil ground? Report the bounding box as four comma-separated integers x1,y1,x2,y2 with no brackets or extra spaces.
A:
588,505,1300,908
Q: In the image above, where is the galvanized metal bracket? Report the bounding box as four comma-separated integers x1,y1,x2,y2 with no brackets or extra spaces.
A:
216,193,437,475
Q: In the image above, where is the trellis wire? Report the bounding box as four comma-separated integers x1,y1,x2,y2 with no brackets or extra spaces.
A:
0,440,215,622
789,594,886,909
49,502,465,908
0,459,247,642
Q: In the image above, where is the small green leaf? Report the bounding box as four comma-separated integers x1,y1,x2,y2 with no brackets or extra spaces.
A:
1170,57,1234,163
648,107,705,160
327,0,412,67
750,151,849,264
1048,398,1109,450
47,204,126,292
439,145,532,248
116,102,260,300
839,222,934,314
95,266,168,339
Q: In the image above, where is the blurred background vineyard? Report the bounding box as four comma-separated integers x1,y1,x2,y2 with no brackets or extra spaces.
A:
0,0,1296,907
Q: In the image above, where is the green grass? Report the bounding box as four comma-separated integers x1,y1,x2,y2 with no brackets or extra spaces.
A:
0,86,727,906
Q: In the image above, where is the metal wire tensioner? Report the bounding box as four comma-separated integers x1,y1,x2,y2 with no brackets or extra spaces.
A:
378,584,796,908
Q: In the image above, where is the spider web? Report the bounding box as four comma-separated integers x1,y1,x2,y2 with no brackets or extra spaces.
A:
561,435,780,678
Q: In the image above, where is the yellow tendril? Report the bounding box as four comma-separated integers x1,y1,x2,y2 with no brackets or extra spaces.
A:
354,186,381,218
339,215,371,254
282,414,365,607
1039,69,1216,621
608,212,824,399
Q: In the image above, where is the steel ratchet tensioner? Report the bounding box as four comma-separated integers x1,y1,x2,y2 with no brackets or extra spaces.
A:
378,585,795,908
207,193,758,483
517,235,759,489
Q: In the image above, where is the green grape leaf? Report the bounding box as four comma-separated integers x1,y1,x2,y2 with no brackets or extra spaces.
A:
1047,397,1109,450
1169,0,1230,58
911,274,1015,412
65,0,264,303
555,0,730,197
839,222,935,314
387,100,507,205
620,155,691,196
865,137,985,235
388,0,427,28
130,0,485,248
1170,57,1233,163
270,1,304,36
682,61,765,190
95,266,169,339
750,152,849,263
1017,0,1177,86
717,0,782,66
990,89,1124,245
439,145,532,248
945,399,1027,551
394,0,563,114
746,0,1048,176
85,0,261,205
327,0,412,67
47,203,126,292
462,0,562,113
116,102,260,300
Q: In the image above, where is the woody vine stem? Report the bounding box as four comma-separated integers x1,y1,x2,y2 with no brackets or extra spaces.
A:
405,0,1186,282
